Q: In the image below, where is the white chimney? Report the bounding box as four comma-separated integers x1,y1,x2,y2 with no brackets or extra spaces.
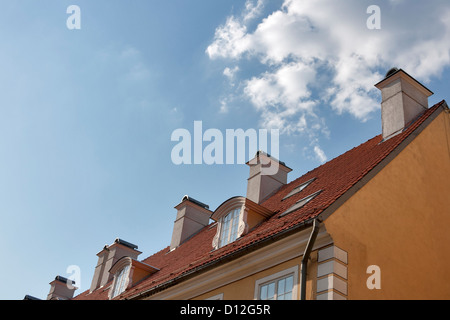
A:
89,238,141,292
170,196,212,251
375,68,434,140
47,276,77,300
246,151,292,204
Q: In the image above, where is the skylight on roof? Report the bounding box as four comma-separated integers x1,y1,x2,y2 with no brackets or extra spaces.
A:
282,178,316,200
280,190,322,217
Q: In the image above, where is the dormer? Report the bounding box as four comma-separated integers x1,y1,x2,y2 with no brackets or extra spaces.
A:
211,196,273,249
108,257,159,299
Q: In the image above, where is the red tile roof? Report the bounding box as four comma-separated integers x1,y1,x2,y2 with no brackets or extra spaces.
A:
73,100,446,300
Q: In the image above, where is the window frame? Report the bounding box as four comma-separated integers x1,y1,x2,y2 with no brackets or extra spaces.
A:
218,207,242,248
280,190,322,217
211,197,247,250
282,178,316,201
254,266,299,300
111,264,131,298
211,196,273,250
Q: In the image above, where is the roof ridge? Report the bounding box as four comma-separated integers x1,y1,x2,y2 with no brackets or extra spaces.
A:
263,100,445,206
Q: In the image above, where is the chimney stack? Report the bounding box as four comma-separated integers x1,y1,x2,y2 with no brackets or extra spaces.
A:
47,276,77,300
170,196,212,251
246,151,292,204
375,68,433,140
89,238,141,292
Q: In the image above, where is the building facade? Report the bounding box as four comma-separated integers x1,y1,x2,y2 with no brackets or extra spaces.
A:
34,69,450,301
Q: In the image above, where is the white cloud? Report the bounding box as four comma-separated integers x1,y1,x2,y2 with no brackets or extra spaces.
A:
207,0,450,122
223,66,239,78
243,0,265,22
219,98,229,114
223,66,240,86
244,61,320,134
206,16,250,60
314,145,327,164
207,0,450,163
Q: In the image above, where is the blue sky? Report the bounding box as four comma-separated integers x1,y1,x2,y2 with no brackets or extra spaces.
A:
1,0,449,300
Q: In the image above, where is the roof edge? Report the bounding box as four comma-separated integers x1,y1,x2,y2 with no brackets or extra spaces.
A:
318,100,446,222
125,217,320,300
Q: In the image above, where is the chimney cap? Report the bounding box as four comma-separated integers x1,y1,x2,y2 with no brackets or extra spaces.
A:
54,275,75,285
114,238,139,250
385,67,399,78
181,195,209,210
375,68,434,96
246,150,292,171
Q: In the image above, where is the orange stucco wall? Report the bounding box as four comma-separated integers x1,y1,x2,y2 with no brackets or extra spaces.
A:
193,251,319,300
324,110,450,299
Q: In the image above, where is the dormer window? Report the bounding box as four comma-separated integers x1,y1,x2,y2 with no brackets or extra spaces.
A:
211,197,273,250
108,256,159,299
111,265,130,298
219,208,241,247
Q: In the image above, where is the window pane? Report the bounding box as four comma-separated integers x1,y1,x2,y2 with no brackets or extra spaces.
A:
277,278,285,296
258,273,295,301
219,212,231,247
119,266,128,292
267,282,275,300
219,208,241,247
260,285,268,300
112,265,130,298
229,209,240,242
219,223,228,247
280,275,294,300
285,275,293,294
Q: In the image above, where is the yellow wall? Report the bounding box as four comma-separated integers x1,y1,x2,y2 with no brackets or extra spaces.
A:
193,251,319,300
324,110,450,299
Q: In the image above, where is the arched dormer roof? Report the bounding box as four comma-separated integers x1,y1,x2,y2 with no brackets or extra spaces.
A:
109,256,159,275
211,196,246,222
211,196,274,249
108,256,159,299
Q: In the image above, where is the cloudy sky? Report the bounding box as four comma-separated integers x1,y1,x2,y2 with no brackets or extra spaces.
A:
0,0,449,300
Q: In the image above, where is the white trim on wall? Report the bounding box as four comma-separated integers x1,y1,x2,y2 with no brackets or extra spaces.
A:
316,245,348,300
